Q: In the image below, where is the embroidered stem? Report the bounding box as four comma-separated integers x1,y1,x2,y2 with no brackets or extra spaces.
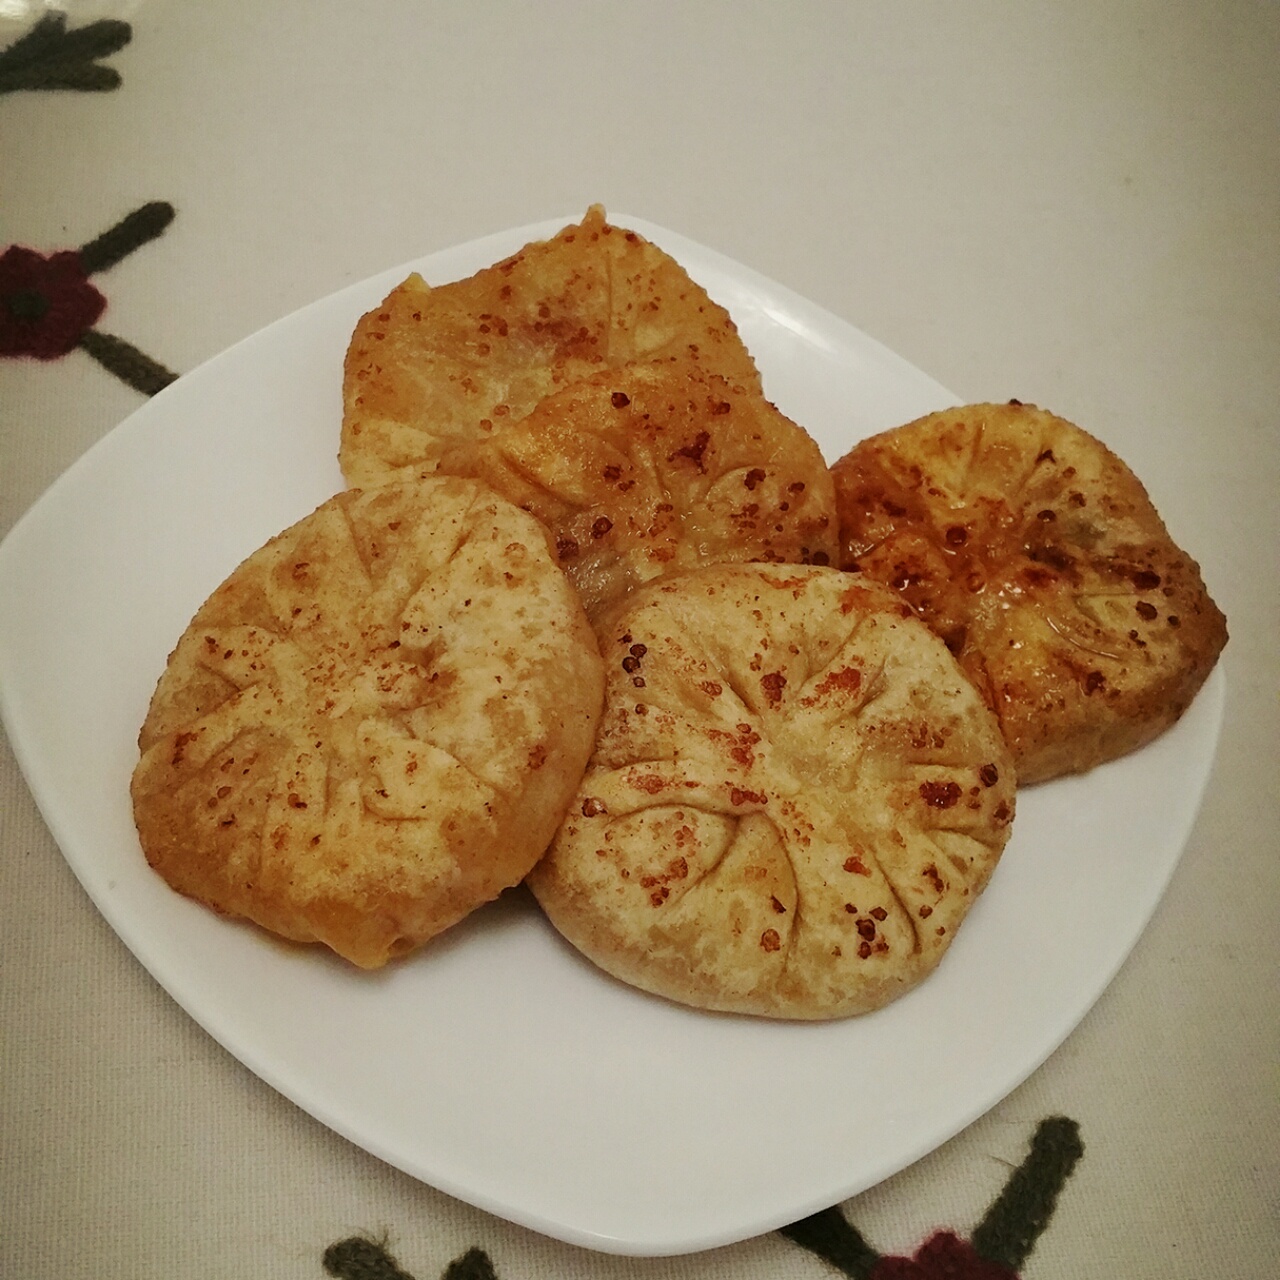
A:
780,1205,881,1278
79,203,176,275
78,329,177,395
0,13,131,94
970,1116,1084,1271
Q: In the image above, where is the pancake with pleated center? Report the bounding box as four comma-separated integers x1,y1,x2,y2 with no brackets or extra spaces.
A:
340,205,761,488
528,564,1015,1019
831,402,1227,783
473,358,838,620
132,478,604,968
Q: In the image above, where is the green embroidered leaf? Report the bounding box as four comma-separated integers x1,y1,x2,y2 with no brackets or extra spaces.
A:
78,330,177,396
322,1237,418,1280
442,1248,497,1280
0,13,131,95
780,1205,881,1278
0,12,69,70
28,14,131,61
79,203,176,275
970,1116,1084,1271
321,1237,499,1280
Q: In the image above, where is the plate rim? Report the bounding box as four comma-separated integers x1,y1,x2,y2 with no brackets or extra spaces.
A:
0,213,1227,1256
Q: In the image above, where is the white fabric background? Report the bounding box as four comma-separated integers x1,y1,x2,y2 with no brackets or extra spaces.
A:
2,3,1276,1277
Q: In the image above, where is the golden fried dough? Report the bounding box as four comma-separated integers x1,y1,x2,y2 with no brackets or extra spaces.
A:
473,359,838,619
528,565,1015,1019
340,205,761,488
132,479,604,968
831,402,1227,784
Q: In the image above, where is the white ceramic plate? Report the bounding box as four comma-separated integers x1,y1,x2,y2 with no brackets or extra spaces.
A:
0,217,1224,1256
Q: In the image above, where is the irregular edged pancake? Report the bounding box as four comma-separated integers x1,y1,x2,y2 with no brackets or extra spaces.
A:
340,205,761,488
132,478,604,968
831,402,1227,784
474,359,839,619
527,564,1015,1020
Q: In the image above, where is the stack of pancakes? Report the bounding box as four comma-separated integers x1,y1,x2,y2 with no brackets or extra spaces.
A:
132,207,1226,1019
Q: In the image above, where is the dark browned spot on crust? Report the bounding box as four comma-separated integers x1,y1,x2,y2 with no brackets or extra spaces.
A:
810,666,862,698
669,430,711,471
919,780,962,809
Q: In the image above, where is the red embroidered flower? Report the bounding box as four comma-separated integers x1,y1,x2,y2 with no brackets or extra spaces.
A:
871,1231,1019,1280
0,245,106,359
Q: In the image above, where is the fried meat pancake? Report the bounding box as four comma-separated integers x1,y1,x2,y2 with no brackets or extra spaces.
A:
831,402,1227,783
340,206,761,488
528,565,1015,1019
473,359,838,619
132,479,604,968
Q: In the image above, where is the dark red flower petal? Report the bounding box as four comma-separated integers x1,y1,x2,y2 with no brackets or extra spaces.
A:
871,1231,1020,1280
0,244,106,359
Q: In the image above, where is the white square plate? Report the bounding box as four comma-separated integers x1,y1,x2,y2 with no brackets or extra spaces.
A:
0,216,1224,1255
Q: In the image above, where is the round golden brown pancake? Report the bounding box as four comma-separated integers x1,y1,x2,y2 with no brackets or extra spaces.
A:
831,402,1227,783
132,478,604,968
528,564,1015,1019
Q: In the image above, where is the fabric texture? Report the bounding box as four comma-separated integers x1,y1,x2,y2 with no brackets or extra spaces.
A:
0,6,1274,1280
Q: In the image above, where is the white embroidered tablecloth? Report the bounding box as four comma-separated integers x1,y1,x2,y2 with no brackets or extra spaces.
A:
2,4,1276,1277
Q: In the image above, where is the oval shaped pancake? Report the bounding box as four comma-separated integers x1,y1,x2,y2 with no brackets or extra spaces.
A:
132,478,604,968
473,359,839,619
340,205,761,488
527,564,1015,1020
831,402,1228,784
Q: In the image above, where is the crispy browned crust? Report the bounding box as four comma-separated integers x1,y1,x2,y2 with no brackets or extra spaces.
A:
527,564,1016,1020
340,205,761,488
132,479,604,967
831,402,1228,784
474,359,838,619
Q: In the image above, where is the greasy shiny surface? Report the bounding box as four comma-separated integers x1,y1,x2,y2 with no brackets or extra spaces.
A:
833,403,1227,782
